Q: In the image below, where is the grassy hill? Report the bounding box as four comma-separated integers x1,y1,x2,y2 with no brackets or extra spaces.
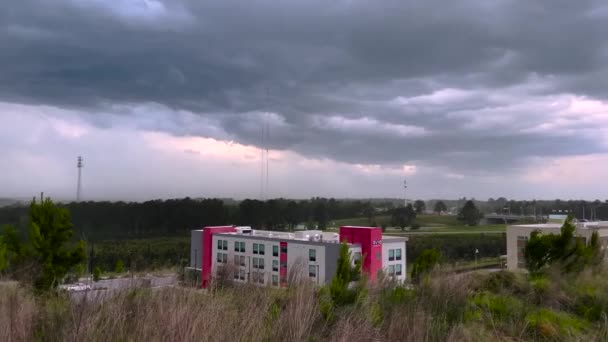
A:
2,267,607,341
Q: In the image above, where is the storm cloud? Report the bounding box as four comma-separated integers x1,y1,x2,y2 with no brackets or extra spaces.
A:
1,0,608,199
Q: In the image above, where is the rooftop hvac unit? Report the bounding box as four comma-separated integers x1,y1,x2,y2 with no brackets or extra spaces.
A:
236,226,252,234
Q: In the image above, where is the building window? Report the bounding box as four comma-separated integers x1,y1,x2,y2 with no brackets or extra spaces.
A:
281,261,287,269
234,255,239,265
353,252,361,263
272,275,279,286
217,240,222,250
273,245,279,257
396,264,402,276
259,244,265,255
239,269,245,281
253,243,259,254
258,272,264,284
234,241,240,252
396,249,402,261
234,270,239,280
252,272,258,283
517,236,529,269
240,256,246,267
253,258,259,269
217,252,222,263
222,240,228,250
259,258,265,270
309,265,316,278
240,242,246,253
273,260,279,272
222,253,228,264
281,245,287,254
309,249,316,262
389,249,395,261
388,265,395,276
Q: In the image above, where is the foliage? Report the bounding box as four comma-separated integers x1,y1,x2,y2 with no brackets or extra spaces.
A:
390,204,416,230
468,292,525,321
410,249,440,282
362,204,376,225
0,236,7,272
433,200,447,214
524,216,602,273
313,201,328,230
329,242,362,306
93,266,101,281
457,200,483,226
526,308,588,338
2,224,27,265
28,198,86,290
410,223,421,230
408,233,506,264
3,267,608,341
115,259,125,273
413,200,426,214
93,237,190,272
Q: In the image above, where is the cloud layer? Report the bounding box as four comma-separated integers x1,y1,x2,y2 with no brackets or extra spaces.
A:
1,0,608,199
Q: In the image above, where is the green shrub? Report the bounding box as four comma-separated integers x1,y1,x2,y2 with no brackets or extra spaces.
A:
568,282,608,322
410,249,440,282
93,266,102,281
477,270,528,295
115,259,125,273
468,292,525,321
526,308,588,338
384,286,415,305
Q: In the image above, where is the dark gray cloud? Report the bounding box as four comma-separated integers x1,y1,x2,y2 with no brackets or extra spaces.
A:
2,0,608,178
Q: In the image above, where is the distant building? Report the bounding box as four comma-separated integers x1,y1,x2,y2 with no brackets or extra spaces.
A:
188,226,407,288
506,221,608,270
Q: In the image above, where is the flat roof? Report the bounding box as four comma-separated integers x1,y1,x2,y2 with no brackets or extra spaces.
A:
340,226,380,229
382,236,408,242
509,221,608,230
197,227,407,244
215,229,342,243
509,223,562,229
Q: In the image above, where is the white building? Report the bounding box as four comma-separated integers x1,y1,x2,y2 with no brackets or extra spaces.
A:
189,225,407,288
506,220,608,270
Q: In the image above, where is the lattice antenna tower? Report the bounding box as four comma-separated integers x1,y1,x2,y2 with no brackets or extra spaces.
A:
260,88,271,200
403,179,408,207
77,156,83,202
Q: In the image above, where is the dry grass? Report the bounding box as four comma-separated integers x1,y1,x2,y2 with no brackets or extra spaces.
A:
2,269,608,342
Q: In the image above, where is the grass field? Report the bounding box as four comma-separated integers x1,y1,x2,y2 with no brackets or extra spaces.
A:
329,214,506,234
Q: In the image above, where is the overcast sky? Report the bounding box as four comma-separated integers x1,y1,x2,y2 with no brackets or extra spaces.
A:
1,0,608,201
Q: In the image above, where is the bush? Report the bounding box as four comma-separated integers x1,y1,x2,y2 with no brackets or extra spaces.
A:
115,260,125,273
476,270,529,295
93,266,102,281
410,249,440,282
526,308,588,338
467,292,525,322
410,223,421,230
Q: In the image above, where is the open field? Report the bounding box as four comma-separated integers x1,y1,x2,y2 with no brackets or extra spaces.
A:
329,214,506,234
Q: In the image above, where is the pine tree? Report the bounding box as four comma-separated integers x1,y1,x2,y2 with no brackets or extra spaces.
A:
29,198,86,290
329,242,360,305
457,200,483,226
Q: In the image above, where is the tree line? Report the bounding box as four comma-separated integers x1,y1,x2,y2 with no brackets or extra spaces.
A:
0,197,394,240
